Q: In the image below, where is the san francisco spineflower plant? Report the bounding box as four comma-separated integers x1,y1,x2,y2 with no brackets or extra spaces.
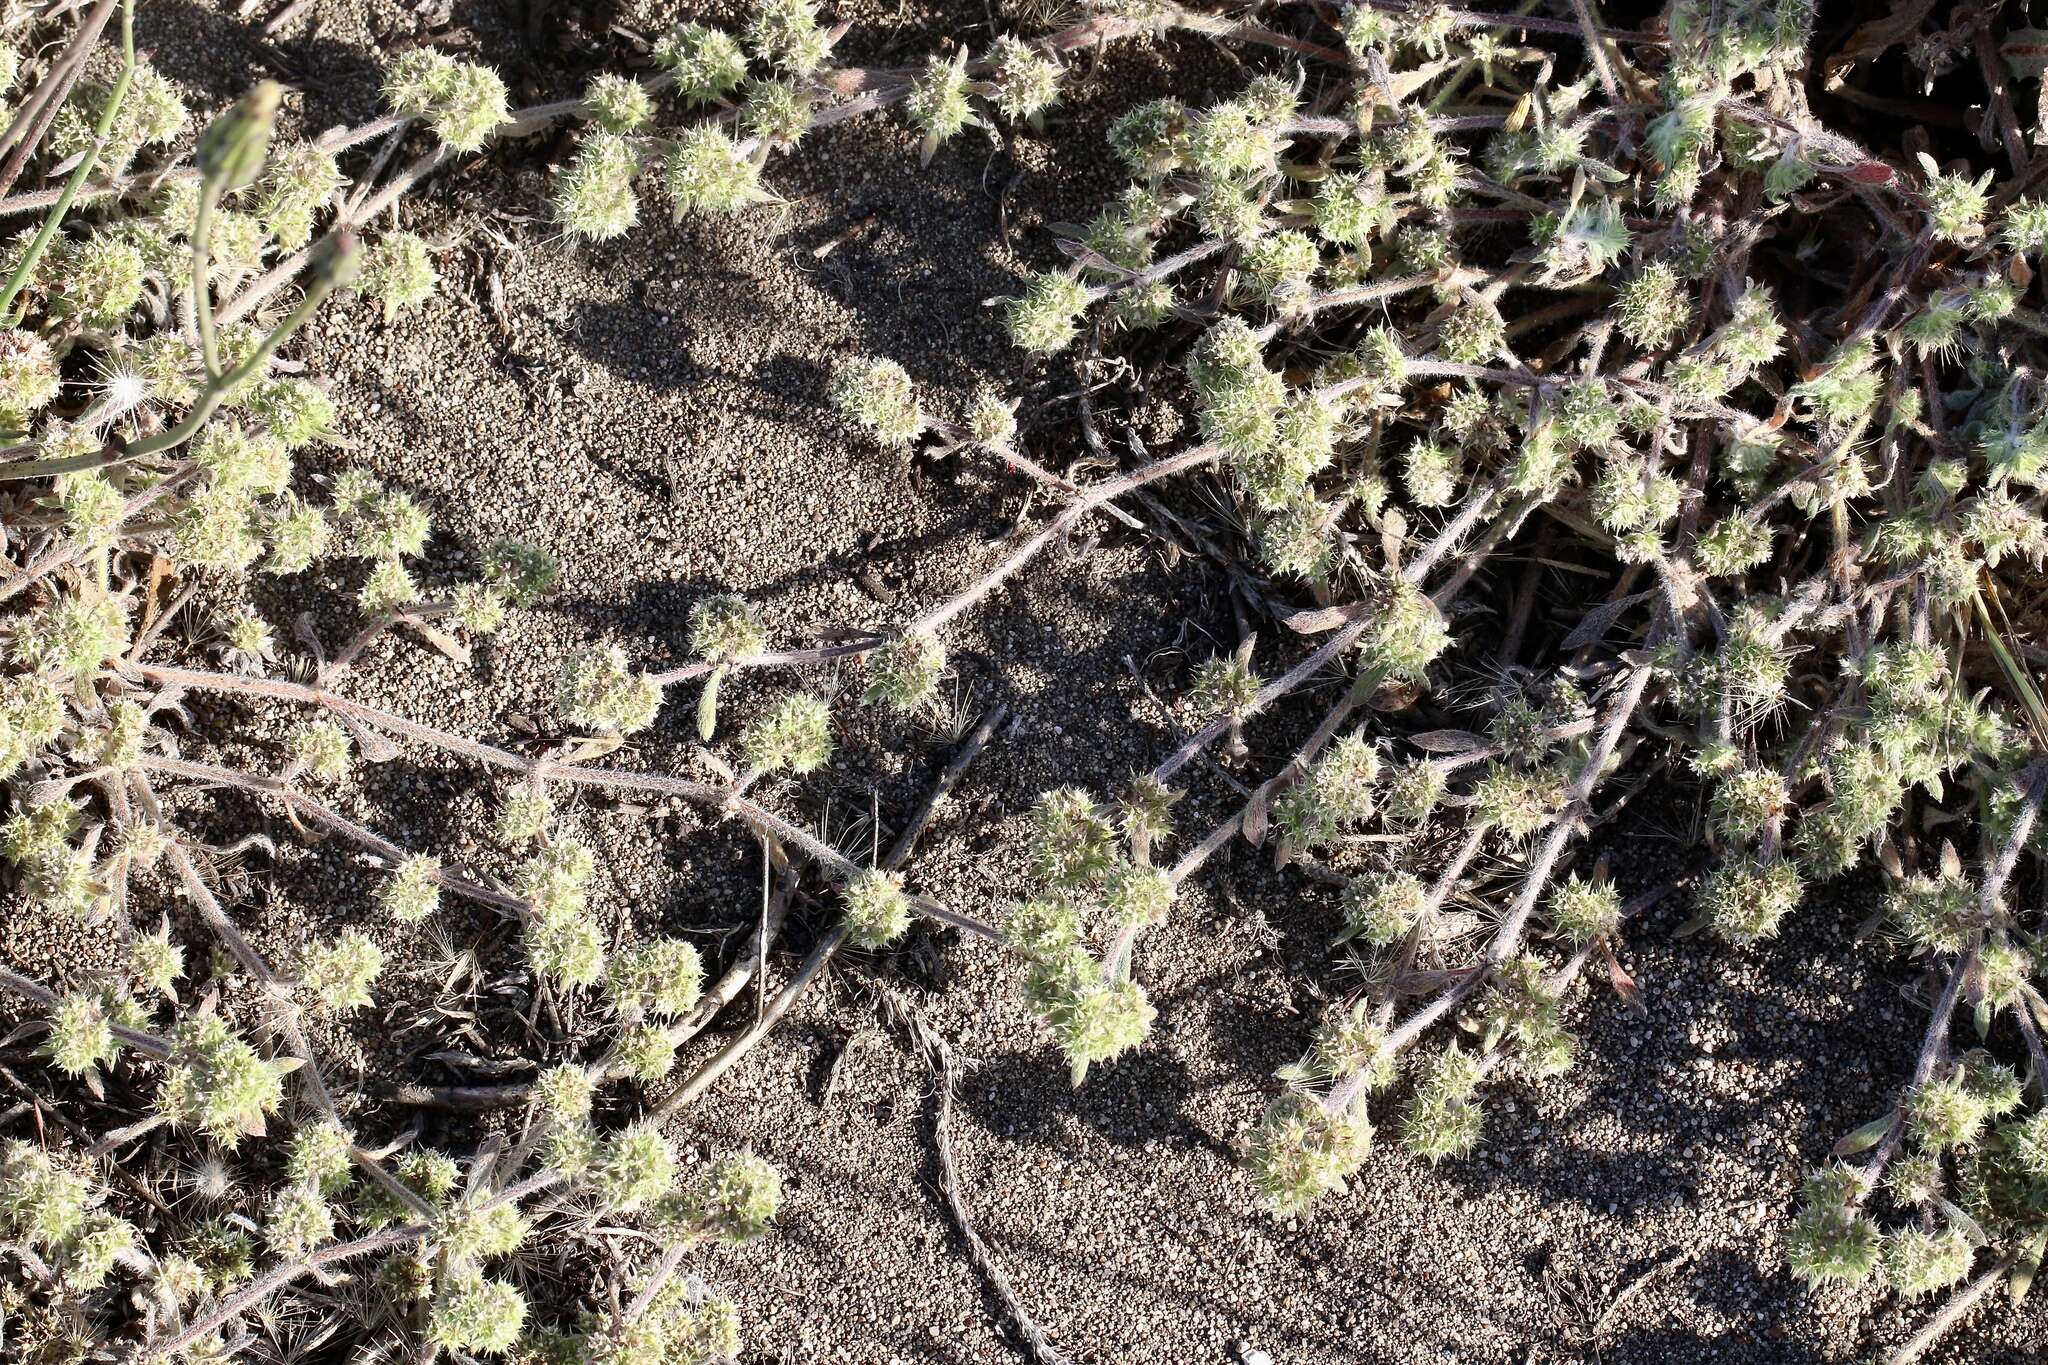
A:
9,2,2048,1360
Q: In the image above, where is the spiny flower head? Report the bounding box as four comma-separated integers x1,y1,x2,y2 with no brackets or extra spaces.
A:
1791,336,1884,429
0,1140,95,1248
558,645,663,734
496,785,551,844
56,472,123,549
1615,261,1690,348
452,583,507,636
1548,875,1621,945
1236,393,1339,508
1591,456,1684,535
1365,580,1451,682
537,1064,594,1124
157,1013,286,1146
1109,98,1188,179
584,73,653,133
1698,856,1802,944
596,1124,676,1212
1886,1226,1973,1298
689,593,767,662
554,131,641,242
353,231,438,320
300,929,384,1013
1716,282,1785,372
1537,198,1631,280
608,938,705,1018
1312,171,1391,248
1029,787,1118,888
1404,438,1459,507
428,1272,528,1355
285,1121,355,1195
1471,761,1564,839
128,925,184,997
265,1184,334,1258
1255,497,1338,581
1402,1044,1486,1164
1242,1093,1371,1216
52,232,145,326
1277,734,1380,848
1189,651,1262,719
249,376,336,450
1785,1163,1881,1286
988,37,1061,122
1240,229,1319,308
743,77,813,149
527,900,605,989
1695,516,1774,578
52,62,187,168
1918,156,1993,244
742,692,833,774
13,589,131,680
46,992,118,1077
2001,198,2048,255
1004,271,1092,355
1119,777,1182,852
654,22,748,103
907,50,976,151
832,355,922,445
515,838,595,915
1381,760,1447,829
663,127,767,216
1185,99,1280,183
1103,862,1173,928
670,1153,783,1244
288,720,351,782
747,0,832,76
481,538,556,608
623,1025,678,1081
1708,765,1787,843
842,868,913,948
1435,298,1506,363
2008,1109,2048,1177
437,1198,529,1266
1340,869,1427,948
1,797,83,865
335,474,432,556
1188,316,1284,457
1294,1001,1396,1092
383,52,508,151
1907,1070,1992,1151
193,422,290,496
1049,976,1155,1085
254,142,344,248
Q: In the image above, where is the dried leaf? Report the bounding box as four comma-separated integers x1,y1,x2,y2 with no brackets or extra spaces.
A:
1243,775,1276,847
1824,0,1941,80
1408,729,1488,753
1601,942,1645,1016
1561,591,1654,650
1284,603,1366,634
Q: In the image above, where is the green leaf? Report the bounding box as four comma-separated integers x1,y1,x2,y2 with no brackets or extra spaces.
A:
2010,1230,2047,1304
697,663,726,743
1935,1196,1987,1249
1831,1112,1895,1157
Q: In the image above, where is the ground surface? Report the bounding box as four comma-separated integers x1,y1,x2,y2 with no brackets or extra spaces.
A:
2,2,2044,1362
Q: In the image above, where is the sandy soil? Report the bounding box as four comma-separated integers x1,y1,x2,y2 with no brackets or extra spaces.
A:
1,2,2043,1362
